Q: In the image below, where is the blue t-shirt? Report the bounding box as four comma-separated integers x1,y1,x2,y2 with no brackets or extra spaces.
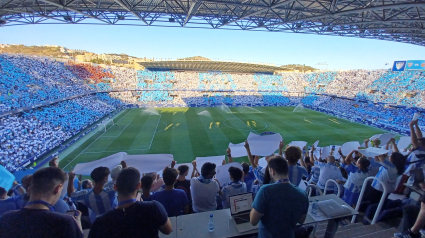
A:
244,169,256,192
88,201,168,238
252,183,308,238
151,189,188,217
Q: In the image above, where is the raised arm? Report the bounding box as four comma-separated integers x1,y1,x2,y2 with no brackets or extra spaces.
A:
364,138,370,149
227,148,233,163
68,172,76,196
245,141,257,168
415,120,423,138
338,147,345,161
191,160,197,178
278,141,284,156
411,120,420,149
390,138,399,153
299,148,307,169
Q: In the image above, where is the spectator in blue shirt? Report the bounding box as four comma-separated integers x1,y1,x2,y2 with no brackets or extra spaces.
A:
221,166,247,208
152,167,190,217
88,167,172,238
283,145,308,187
227,147,255,192
68,164,121,217
250,156,309,238
141,175,154,201
241,162,255,192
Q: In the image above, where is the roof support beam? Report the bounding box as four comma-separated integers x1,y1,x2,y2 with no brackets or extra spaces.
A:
218,0,298,28
249,2,425,29
113,0,148,24
183,0,202,26
36,0,111,24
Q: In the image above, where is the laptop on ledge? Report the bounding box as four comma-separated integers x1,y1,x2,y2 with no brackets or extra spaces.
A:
229,193,258,233
318,199,352,218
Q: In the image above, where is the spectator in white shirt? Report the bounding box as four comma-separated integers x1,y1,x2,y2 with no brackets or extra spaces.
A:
314,154,346,194
190,162,220,213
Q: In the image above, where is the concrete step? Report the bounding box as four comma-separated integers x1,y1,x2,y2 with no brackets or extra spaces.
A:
314,221,398,238
314,222,364,237
354,227,399,238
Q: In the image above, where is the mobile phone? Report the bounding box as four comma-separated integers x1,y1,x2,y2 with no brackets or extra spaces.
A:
136,191,142,201
66,210,79,217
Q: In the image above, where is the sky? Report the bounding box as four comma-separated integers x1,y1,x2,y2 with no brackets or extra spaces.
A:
1,24,425,70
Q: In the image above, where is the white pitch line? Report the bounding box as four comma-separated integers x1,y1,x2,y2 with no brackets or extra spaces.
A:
101,120,132,138
82,148,149,154
62,109,132,170
148,114,162,150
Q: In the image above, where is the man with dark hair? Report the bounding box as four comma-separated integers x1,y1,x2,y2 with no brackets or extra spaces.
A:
152,167,190,216
81,180,93,190
0,167,83,238
88,167,172,238
174,164,195,204
221,166,247,208
250,156,309,238
49,157,59,168
0,174,71,217
141,175,154,201
190,161,220,212
68,164,122,217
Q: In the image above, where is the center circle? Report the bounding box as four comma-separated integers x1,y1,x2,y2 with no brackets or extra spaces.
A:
223,118,268,131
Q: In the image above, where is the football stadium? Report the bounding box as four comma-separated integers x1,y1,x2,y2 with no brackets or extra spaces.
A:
1,0,425,237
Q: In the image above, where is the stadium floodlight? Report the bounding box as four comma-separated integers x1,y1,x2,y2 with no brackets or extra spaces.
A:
118,15,125,20
169,18,175,22
0,18,7,26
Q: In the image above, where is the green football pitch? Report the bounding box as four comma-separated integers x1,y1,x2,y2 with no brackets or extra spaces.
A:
59,106,392,171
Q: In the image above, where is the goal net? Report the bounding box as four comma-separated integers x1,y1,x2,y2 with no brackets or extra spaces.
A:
98,119,115,133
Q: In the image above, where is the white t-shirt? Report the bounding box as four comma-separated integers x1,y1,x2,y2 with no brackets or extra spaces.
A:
190,177,220,213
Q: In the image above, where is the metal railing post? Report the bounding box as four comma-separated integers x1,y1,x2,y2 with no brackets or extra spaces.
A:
351,176,388,225
324,179,341,197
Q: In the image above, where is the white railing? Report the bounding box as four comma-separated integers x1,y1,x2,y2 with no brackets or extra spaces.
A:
324,179,341,197
306,184,324,197
351,176,388,225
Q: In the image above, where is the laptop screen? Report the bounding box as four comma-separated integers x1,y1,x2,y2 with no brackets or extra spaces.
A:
229,193,253,215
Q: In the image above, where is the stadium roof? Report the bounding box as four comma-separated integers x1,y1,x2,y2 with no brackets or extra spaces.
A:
1,0,424,46
138,60,287,73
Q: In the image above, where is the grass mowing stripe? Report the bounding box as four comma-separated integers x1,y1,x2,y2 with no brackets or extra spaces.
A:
185,107,216,158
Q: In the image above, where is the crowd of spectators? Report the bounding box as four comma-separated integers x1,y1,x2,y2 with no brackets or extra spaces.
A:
0,94,122,171
2,117,425,238
0,54,93,112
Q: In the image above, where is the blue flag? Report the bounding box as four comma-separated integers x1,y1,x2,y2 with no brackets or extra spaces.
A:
0,165,15,190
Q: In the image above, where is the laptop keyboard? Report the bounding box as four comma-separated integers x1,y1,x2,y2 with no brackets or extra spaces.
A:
234,213,251,224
